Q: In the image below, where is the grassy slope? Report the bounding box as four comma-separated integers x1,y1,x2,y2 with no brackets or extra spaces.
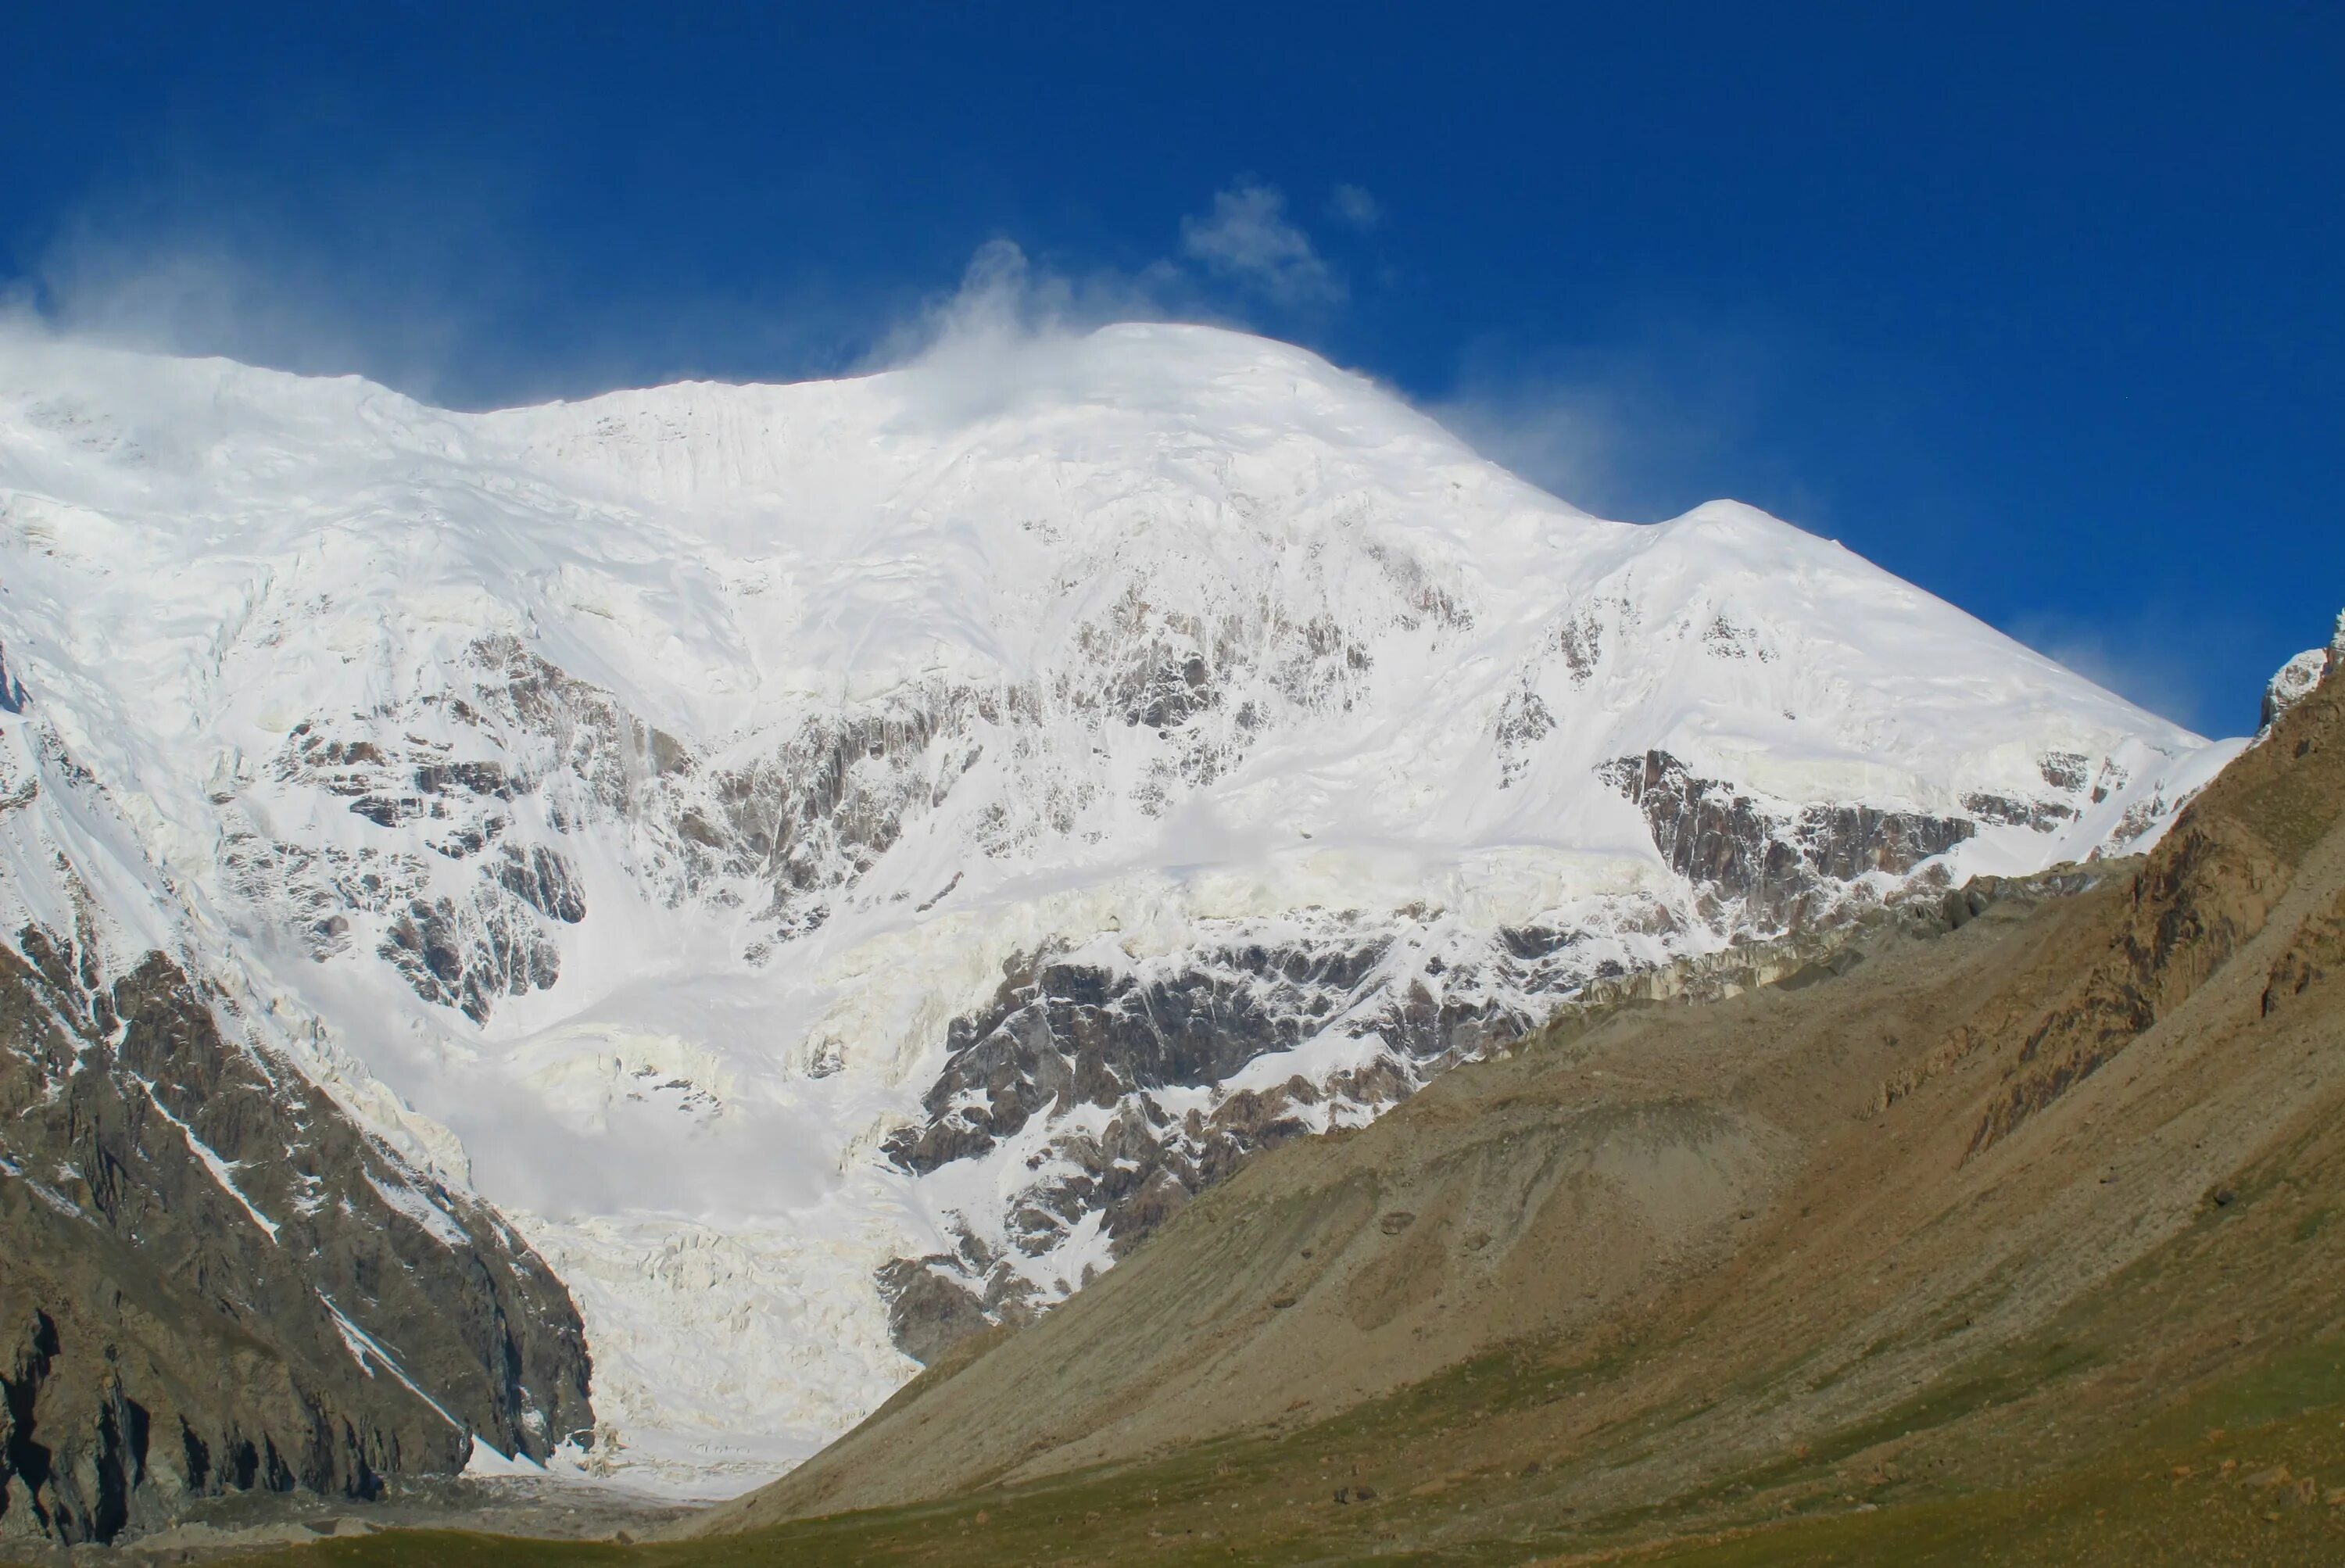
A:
209,1324,2345,1566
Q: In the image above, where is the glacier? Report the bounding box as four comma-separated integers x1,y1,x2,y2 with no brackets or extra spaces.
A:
0,319,2240,1493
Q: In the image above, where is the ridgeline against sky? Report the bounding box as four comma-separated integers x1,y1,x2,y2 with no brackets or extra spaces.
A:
6,4,2340,732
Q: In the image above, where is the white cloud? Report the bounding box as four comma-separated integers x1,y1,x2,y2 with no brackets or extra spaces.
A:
1422,319,1795,525
865,237,1201,366
1179,182,1342,305
10,165,1348,410
7,158,894,407
861,238,1240,429
1327,183,1382,231
2002,611,2225,735
2,159,564,406
1429,381,1624,511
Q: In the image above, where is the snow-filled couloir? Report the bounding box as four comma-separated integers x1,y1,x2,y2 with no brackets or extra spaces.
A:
0,320,2241,1491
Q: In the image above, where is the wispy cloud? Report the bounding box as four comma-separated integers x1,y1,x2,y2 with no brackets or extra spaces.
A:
2001,608,2255,737
10,173,901,410
1179,181,1342,306
11,165,1367,407
1413,306,1842,533
17,170,514,406
1326,183,1382,231
862,237,1192,368
865,177,1362,397
1428,379,1626,513
854,237,1231,427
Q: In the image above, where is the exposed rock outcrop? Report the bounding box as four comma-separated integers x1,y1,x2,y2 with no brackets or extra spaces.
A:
2260,612,2343,732
2263,648,2330,731
0,931,591,1545
1598,749,1977,926
1974,609,2344,1155
877,934,1489,1348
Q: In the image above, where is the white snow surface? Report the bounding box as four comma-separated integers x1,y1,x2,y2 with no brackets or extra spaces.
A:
0,320,2239,1495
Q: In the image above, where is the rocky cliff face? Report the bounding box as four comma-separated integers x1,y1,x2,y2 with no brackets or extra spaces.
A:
1969,625,2345,1156
2261,611,2344,731
0,630,591,1543
1596,749,1979,923
0,923,590,1545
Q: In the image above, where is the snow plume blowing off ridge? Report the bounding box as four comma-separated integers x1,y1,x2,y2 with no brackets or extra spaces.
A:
0,308,2242,1495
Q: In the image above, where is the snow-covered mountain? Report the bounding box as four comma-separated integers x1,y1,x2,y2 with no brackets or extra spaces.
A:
0,320,2239,1493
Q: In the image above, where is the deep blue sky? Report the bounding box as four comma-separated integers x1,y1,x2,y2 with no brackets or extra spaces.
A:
8,4,2340,735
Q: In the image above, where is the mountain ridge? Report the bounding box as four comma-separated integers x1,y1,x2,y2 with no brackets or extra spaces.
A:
0,320,2232,1499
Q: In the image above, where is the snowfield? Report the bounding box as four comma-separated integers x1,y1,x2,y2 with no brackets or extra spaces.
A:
0,320,2239,1493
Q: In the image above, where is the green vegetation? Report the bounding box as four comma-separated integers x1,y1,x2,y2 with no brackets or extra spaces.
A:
1650,1391,2345,1568
191,1323,2345,1567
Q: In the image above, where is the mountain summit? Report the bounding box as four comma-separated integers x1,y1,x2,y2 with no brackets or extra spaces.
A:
0,322,2233,1497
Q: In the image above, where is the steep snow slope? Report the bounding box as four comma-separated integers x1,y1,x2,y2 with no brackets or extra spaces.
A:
0,322,2237,1491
